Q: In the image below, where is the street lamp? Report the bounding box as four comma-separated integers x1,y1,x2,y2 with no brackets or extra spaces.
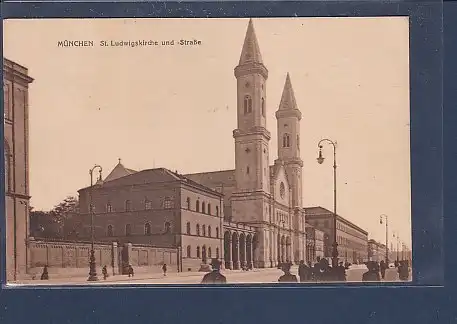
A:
316,139,338,268
379,214,389,264
88,164,103,282
392,231,400,262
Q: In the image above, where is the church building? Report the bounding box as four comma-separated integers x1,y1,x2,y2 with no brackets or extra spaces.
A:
75,19,308,270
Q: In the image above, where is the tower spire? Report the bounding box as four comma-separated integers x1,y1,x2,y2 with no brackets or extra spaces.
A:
278,73,299,111
238,18,263,65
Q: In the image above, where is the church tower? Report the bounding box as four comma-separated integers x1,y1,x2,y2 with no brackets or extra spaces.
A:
232,19,271,196
275,73,303,208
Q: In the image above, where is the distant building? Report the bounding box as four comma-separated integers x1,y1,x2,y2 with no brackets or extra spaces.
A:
3,58,34,281
368,239,387,262
305,206,368,264
305,223,325,264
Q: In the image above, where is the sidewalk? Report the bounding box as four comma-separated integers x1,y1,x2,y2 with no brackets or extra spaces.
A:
12,266,280,285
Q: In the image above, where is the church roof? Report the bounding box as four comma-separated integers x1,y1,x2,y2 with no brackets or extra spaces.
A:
238,18,264,65
104,159,138,182
278,73,299,111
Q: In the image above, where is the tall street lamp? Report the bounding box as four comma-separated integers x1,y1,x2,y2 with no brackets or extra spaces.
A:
393,231,400,262
88,164,103,282
317,139,338,268
379,214,389,264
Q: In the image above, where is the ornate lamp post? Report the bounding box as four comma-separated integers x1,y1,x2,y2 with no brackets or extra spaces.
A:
379,214,389,264
88,164,102,282
317,139,338,268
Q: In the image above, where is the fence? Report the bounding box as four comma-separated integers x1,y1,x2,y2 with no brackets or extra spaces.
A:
27,238,179,279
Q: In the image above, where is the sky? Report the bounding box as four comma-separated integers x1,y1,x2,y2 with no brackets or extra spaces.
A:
3,17,411,248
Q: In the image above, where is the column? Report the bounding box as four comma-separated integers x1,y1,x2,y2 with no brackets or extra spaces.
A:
240,238,246,268
249,236,254,268
227,238,233,270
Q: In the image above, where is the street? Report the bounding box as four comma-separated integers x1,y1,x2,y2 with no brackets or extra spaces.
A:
13,265,410,286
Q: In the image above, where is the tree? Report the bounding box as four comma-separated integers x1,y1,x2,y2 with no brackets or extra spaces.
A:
29,196,80,239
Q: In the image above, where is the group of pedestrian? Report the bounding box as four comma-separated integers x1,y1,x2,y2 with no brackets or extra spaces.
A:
281,259,348,283
362,259,410,282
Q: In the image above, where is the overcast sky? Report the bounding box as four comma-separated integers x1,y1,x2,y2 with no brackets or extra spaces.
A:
4,17,411,248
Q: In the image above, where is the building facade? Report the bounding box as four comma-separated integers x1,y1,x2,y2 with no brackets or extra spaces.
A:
3,58,34,281
305,207,368,264
72,19,309,270
367,239,387,262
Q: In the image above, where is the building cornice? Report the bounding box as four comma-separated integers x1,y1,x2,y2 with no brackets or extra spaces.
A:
3,64,34,86
233,127,271,141
275,109,302,121
234,63,268,79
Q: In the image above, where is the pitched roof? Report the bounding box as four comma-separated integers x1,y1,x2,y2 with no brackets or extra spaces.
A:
238,18,264,65
104,159,138,182
184,169,236,188
278,73,299,111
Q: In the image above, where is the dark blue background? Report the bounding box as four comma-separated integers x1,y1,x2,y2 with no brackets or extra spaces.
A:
0,1,452,322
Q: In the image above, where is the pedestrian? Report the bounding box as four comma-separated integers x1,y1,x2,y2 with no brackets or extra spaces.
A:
336,261,347,281
102,265,108,280
278,262,298,283
201,259,227,284
379,260,387,280
362,261,381,282
40,265,49,280
398,261,409,281
162,263,167,276
298,260,310,282
128,264,134,278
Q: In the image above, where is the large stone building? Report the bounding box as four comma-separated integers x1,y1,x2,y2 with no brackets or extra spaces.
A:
305,223,325,264
72,19,308,270
3,58,34,281
305,206,368,264
367,239,387,262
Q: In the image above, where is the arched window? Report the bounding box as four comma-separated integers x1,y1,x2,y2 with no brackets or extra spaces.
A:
125,200,131,212
187,245,191,258
208,226,212,237
196,224,200,236
247,166,250,174
125,224,132,236
283,134,290,148
261,98,265,117
202,202,206,214
4,142,11,192
208,204,211,215
244,95,253,114
202,225,206,237
106,203,113,213
186,222,191,235
4,84,10,120
197,246,201,258
297,135,300,150
164,222,171,233
196,200,200,212
145,223,151,235
216,227,219,238
186,197,191,210
216,247,220,258
107,225,114,237
216,206,219,217
208,247,212,258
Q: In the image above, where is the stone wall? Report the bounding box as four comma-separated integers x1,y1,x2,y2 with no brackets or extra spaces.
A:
26,238,179,279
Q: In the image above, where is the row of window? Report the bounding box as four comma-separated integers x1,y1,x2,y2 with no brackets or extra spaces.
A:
106,222,171,237
104,197,175,213
186,222,219,238
243,95,266,117
186,245,220,259
185,197,219,217
336,222,366,240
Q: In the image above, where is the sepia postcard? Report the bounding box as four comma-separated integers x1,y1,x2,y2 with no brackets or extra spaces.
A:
3,17,412,286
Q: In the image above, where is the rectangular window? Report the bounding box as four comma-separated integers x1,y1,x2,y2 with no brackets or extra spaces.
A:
164,197,174,209
145,200,152,210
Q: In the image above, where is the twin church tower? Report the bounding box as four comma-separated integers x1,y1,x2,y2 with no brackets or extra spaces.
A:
230,19,306,265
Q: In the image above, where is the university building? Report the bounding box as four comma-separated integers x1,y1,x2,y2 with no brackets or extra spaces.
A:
72,19,310,270
305,223,325,264
305,206,369,264
3,58,34,281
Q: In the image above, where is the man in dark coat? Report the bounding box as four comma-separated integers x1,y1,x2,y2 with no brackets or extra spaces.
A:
362,261,381,282
298,260,310,282
278,262,298,283
336,261,347,281
201,259,227,284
